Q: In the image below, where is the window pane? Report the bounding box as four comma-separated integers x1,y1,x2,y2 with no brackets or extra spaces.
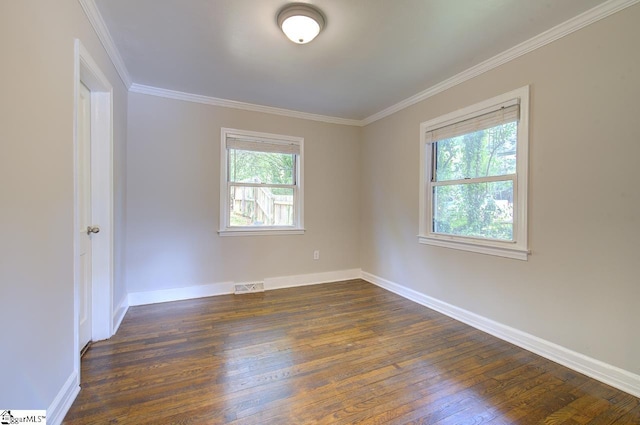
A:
229,149,294,185
229,186,294,226
433,180,514,240
435,121,517,182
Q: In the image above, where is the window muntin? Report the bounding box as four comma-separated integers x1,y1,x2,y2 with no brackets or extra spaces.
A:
220,128,304,235
419,86,529,260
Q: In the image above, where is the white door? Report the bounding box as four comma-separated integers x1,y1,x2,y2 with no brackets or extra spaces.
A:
78,82,96,351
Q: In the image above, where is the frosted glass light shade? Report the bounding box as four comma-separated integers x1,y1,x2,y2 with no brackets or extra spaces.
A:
277,3,325,44
282,15,320,44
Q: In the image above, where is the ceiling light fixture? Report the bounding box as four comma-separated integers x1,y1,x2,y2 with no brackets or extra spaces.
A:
277,3,325,44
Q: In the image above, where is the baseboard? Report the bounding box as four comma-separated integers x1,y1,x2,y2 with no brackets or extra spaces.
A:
47,371,81,425
128,281,235,306
127,269,363,307
112,295,129,333
361,271,640,398
264,268,362,290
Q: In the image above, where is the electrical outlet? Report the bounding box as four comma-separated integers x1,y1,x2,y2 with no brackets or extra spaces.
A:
313,250,320,260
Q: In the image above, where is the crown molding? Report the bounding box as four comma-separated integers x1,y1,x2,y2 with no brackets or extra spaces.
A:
129,84,363,127
78,0,132,88
361,0,640,126
79,0,637,127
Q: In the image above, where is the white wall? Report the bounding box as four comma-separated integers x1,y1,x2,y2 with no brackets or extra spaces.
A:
360,5,640,375
0,0,127,410
125,92,360,293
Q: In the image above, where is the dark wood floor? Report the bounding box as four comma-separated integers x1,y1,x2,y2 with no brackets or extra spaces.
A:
64,280,639,424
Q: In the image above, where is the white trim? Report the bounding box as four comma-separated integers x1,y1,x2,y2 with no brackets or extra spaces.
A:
77,0,132,88
418,86,529,260
73,39,115,414
361,271,640,399
418,236,529,261
128,282,235,306
130,83,362,127
219,127,304,234
46,372,81,425
76,41,116,343
361,0,640,125
264,269,362,290
112,295,129,333
127,269,362,306
431,174,515,187
219,229,306,237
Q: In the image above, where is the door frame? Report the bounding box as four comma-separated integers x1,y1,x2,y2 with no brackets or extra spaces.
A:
73,39,114,374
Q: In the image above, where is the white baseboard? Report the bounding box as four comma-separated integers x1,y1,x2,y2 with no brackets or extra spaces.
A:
112,295,129,333
127,268,362,307
47,371,81,425
128,281,235,306
361,271,640,399
264,268,362,290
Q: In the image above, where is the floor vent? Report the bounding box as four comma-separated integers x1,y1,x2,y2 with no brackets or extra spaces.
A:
234,282,265,294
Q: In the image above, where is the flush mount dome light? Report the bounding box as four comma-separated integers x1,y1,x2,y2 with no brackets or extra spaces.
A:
277,3,325,44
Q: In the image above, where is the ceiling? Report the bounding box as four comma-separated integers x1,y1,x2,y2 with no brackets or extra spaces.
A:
94,0,609,121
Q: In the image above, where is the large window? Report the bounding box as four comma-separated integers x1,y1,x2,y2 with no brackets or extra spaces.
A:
219,128,304,236
419,86,529,259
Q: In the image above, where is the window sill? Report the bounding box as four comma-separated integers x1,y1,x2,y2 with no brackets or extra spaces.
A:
219,228,305,237
418,235,529,260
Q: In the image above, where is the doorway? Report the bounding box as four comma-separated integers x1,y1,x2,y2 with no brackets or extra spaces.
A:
74,39,114,373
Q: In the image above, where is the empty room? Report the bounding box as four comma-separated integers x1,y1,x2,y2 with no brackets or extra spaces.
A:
1,0,639,424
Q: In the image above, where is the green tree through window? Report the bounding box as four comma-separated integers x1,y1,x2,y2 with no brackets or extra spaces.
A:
419,86,529,259
221,128,304,233
229,150,295,194
433,122,516,240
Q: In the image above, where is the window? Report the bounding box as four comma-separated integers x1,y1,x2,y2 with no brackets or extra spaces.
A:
419,86,529,260
219,128,304,236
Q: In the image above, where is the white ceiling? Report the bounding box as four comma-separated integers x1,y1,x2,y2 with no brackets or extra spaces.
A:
94,0,609,121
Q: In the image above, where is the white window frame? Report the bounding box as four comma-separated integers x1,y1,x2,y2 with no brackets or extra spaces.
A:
418,86,529,260
219,127,304,236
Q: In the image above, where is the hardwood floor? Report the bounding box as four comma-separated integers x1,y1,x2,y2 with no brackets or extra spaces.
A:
64,280,640,424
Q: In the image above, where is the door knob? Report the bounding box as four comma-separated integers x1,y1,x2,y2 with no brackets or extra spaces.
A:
87,225,100,235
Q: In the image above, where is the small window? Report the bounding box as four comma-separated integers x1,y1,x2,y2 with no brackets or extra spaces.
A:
219,128,304,236
419,86,529,259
